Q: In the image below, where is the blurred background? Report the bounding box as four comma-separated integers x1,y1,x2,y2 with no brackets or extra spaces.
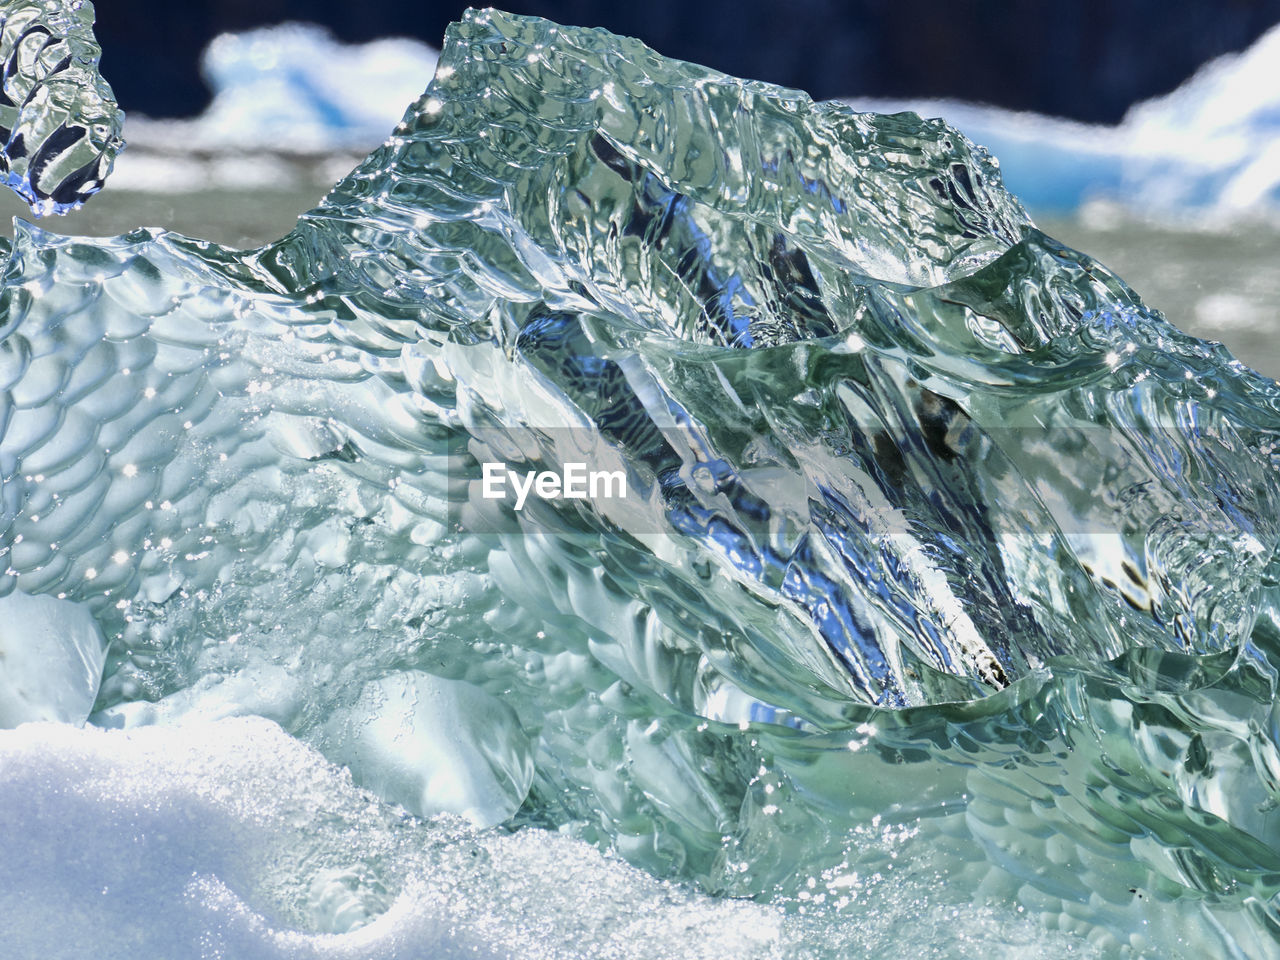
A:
87,0,1280,124
3,0,1278,372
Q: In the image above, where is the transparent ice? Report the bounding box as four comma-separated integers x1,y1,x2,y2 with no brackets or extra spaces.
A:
3,8,1280,958
0,0,122,215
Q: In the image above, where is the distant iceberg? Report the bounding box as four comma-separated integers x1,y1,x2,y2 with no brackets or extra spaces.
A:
117,19,1280,220
115,24,438,191
196,23,438,150
160,22,437,150
850,23,1280,219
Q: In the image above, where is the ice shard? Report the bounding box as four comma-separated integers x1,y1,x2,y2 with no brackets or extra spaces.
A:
5,9,1280,956
0,0,123,215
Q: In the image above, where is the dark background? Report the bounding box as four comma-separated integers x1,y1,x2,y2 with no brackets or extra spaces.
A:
96,0,1280,123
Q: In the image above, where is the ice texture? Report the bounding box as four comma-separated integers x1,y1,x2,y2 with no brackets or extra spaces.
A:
323,670,534,826
5,8,1280,956
0,0,122,215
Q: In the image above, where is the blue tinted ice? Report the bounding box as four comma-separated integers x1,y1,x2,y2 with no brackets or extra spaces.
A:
4,9,1280,957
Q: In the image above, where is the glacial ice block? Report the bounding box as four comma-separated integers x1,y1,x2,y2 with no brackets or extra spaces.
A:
6,13,1280,950
2,11,1279,722
0,0,123,214
0,591,105,726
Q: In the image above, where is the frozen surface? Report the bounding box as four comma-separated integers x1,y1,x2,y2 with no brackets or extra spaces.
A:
323,670,534,826
3,8,1280,960
109,15,1280,220
0,718,1106,960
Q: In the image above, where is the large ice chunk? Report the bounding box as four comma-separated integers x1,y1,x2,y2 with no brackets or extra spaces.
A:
3,10,1280,955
